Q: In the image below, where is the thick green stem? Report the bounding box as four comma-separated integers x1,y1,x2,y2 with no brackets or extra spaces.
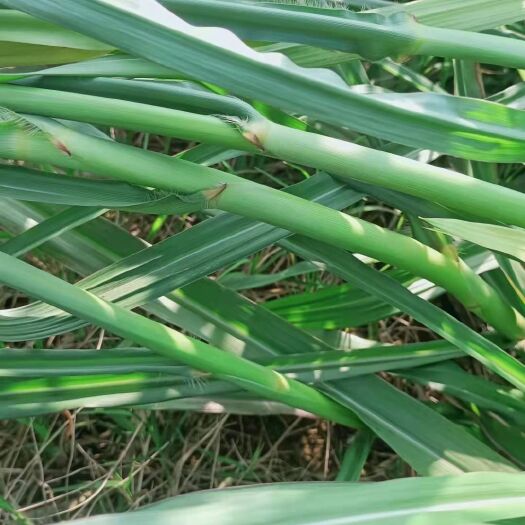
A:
162,0,418,60
247,120,525,230
0,119,523,339
0,250,361,428
417,26,525,69
161,0,525,68
1,84,524,228
0,85,251,151
219,187,525,339
7,0,525,162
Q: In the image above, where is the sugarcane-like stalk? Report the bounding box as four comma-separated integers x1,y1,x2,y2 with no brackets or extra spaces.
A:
0,116,524,339
1,84,525,228
0,249,362,428
161,0,525,68
8,0,525,163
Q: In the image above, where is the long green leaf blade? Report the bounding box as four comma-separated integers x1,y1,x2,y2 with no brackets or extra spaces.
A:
283,236,525,391
428,218,525,263
61,472,525,525
5,0,525,161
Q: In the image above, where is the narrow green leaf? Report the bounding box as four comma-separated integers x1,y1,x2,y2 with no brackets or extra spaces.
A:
0,206,104,257
0,9,111,67
336,429,375,481
0,342,461,380
325,375,517,474
0,164,228,214
379,0,525,32
283,236,525,391
0,339,462,420
0,53,180,83
0,41,106,67
400,362,525,425
218,261,320,290
61,472,525,525
0,10,111,50
427,218,525,263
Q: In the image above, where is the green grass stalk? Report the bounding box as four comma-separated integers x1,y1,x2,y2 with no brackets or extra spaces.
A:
0,250,362,428
0,118,524,339
162,0,525,68
1,84,524,228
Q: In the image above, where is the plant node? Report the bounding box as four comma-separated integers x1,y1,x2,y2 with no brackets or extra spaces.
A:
202,183,228,208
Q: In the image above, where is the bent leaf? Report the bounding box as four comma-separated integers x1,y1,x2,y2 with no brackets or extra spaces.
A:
427,218,525,263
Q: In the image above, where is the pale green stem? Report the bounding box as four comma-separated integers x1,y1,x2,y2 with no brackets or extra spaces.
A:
162,0,525,68
1,84,524,228
246,119,525,230
0,119,523,339
0,249,361,428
